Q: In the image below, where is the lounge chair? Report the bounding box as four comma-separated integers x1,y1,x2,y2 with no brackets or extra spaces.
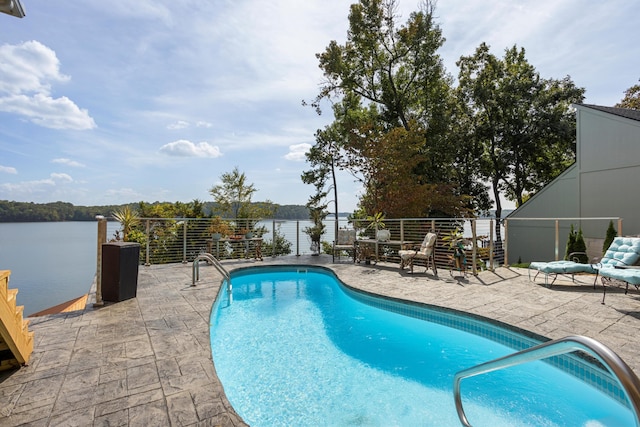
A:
528,252,597,287
332,229,356,262
594,237,640,303
398,232,437,275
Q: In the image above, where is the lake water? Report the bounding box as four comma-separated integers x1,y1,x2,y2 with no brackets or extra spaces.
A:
0,219,501,316
0,222,105,316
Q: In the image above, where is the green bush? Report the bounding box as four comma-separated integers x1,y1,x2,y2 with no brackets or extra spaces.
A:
565,224,588,263
603,220,617,255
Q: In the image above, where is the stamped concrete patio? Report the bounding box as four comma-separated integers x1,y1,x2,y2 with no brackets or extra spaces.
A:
1,255,640,426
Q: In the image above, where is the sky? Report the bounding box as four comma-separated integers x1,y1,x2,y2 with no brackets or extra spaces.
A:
1,1,638,213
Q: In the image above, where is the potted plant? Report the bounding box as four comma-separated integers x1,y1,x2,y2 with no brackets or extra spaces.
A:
304,206,327,256
208,216,232,240
366,212,389,241
443,228,467,272
239,228,254,239
112,205,140,242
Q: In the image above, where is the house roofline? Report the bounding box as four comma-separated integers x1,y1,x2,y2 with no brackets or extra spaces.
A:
574,104,640,122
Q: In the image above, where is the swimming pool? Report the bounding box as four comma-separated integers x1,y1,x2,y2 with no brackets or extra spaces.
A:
209,266,635,426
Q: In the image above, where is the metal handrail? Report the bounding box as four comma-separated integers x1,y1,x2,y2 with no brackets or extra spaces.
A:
192,252,230,287
453,335,640,427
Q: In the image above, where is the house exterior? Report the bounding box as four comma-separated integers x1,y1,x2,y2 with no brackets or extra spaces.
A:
505,104,640,263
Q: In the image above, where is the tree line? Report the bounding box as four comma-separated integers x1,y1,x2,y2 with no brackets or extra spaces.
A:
0,200,312,222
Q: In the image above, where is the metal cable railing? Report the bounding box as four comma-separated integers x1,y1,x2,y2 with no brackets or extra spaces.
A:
453,335,640,427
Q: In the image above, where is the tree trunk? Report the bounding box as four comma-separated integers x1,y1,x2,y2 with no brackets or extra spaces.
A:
492,177,504,264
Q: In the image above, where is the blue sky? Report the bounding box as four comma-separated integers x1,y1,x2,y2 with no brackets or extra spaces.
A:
1,1,638,213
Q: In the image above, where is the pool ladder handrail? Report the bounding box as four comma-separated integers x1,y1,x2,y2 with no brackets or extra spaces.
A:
453,335,640,427
192,252,231,288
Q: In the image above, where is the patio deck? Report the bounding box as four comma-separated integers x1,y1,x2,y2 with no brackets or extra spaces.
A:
1,255,640,426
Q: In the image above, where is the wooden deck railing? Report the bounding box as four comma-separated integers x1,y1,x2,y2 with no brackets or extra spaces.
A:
0,270,34,370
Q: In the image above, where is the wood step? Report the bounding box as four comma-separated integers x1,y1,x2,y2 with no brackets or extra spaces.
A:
0,358,20,372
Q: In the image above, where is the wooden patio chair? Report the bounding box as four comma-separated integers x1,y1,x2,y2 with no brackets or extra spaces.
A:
332,229,356,262
398,232,437,275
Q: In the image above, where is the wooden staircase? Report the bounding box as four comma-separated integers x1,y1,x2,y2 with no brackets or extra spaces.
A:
0,270,34,370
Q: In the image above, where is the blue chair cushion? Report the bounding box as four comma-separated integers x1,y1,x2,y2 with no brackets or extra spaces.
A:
600,237,640,268
530,260,596,274
599,267,640,285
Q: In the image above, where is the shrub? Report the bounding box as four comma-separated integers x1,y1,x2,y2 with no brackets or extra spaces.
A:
565,224,588,263
603,220,617,255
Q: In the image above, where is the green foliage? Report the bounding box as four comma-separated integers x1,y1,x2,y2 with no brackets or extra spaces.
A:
307,0,468,217
603,220,617,255
209,167,278,233
304,205,327,254
321,240,333,255
112,206,140,242
565,224,588,263
262,224,293,256
0,200,122,222
208,216,233,237
565,224,576,259
0,200,314,223
574,228,587,262
615,79,640,110
366,212,385,230
457,42,585,215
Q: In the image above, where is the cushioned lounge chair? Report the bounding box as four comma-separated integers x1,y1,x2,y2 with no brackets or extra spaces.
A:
398,232,437,275
332,229,356,262
528,252,597,287
594,237,640,303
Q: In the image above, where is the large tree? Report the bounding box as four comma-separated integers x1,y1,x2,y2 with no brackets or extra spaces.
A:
616,79,640,110
457,43,585,221
209,167,277,229
307,0,474,217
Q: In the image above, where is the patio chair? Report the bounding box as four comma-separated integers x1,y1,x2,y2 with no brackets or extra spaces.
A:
333,229,356,262
398,232,437,275
594,237,640,303
528,252,597,287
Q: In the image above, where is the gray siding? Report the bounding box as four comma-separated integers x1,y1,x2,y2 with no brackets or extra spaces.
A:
506,105,640,263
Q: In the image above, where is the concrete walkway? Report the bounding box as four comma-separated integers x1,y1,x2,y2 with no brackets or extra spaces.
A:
1,256,640,426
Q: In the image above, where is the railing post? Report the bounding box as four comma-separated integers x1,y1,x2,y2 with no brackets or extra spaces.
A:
94,215,107,307
503,219,508,266
296,221,300,256
489,219,494,271
400,219,404,242
619,218,623,236
471,219,477,275
145,219,150,266
555,220,560,261
272,220,276,257
182,220,188,264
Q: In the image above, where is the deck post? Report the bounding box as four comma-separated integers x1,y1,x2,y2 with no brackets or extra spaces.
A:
94,215,107,307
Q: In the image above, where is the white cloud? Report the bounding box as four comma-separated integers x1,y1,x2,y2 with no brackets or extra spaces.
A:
167,120,189,130
284,143,311,161
0,41,95,130
0,40,69,95
52,158,85,168
0,173,72,198
196,121,212,128
159,139,222,158
0,165,17,174
51,173,73,182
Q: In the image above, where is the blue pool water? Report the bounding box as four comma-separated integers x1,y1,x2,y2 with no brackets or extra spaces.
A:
209,266,634,426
